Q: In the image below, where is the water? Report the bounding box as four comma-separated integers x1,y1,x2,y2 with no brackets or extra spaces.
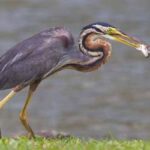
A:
0,0,150,139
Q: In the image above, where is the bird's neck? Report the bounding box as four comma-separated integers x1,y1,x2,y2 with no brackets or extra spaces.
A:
75,32,111,72
62,49,105,72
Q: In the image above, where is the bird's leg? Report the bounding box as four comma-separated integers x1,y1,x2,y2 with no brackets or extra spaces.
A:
19,88,35,138
0,86,22,109
19,82,39,138
0,91,16,109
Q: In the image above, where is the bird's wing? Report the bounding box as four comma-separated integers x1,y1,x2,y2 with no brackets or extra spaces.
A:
0,30,47,72
0,27,74,89
0,27,74,71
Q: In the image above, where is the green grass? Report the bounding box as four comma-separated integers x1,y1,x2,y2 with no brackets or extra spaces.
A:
0,136,150,150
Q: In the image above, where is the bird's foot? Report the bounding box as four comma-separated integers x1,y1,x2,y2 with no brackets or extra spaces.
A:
27,132,35,139
14,130,71,139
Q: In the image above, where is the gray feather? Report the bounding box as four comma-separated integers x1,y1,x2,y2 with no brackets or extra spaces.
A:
0,27,74,89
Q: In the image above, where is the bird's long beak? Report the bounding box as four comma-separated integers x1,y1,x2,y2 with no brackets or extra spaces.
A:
105,28,150,57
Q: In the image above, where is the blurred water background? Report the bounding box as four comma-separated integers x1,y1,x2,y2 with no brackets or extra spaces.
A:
0,0,150,139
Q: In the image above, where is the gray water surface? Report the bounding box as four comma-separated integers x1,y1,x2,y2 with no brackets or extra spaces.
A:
0,0,150,139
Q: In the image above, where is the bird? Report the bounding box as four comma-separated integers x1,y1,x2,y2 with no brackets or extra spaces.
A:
0,22,149,138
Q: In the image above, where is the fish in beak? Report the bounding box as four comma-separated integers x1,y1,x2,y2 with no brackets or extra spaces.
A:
104,27,150,57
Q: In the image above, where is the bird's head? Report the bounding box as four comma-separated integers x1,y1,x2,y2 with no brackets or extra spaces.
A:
79,22,149,63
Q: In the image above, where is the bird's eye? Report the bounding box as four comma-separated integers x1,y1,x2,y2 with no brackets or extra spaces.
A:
107,28,121,35
107,28,115,34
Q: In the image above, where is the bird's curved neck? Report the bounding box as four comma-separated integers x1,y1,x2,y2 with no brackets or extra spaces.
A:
62,48,107,72
79,29,103,57
78,29,111,66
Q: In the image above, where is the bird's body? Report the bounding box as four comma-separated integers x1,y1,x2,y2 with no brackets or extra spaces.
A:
0,27,107,90
0,22,149,138
0,27,74,89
